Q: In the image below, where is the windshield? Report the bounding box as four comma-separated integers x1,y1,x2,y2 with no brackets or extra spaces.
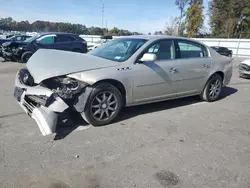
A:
24,35,39,43
88,38,147,62
8,36,16,40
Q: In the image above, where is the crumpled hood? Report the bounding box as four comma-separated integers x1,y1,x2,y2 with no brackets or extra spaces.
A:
240,59,250,66
26,49,119,83
2,41,27,47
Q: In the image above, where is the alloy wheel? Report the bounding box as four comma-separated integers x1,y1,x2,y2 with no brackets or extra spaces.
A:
208,79,221,100
91,91,118,121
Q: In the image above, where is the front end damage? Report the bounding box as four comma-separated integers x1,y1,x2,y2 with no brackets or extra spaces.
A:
14,68,92,136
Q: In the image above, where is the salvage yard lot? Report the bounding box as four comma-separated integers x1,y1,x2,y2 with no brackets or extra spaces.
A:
0,58,250,188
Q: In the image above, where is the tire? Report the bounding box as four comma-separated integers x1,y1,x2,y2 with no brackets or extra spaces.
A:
21,51,33,63
82,83,123,126
200,74,223,102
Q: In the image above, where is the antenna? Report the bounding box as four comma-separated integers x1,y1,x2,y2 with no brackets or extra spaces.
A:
102,0,104,29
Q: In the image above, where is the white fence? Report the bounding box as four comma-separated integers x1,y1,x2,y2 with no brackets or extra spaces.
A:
80,35,250,58
194,38,250,58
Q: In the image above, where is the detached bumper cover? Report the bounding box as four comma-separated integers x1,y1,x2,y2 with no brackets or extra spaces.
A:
14,76,69,136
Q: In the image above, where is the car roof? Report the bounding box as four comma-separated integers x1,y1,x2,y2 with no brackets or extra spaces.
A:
118,35,203,43
40,32,78,36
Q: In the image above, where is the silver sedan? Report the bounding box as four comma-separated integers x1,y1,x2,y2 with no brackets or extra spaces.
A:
14,35,233,135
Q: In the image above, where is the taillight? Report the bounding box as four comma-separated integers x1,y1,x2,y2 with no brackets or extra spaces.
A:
81,41,87,45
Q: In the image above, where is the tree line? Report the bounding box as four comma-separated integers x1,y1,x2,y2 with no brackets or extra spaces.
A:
163,0,250,38
1,0,250,39
0,17,142,36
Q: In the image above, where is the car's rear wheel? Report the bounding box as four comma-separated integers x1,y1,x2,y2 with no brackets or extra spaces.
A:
82,83,123,126
21,51,33,63
200,74,223,102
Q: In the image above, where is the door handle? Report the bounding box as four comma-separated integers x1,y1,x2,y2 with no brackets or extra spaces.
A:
202,64,210,69
169,67,178,73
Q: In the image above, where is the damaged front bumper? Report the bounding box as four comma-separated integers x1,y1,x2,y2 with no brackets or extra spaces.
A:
14,75,69,136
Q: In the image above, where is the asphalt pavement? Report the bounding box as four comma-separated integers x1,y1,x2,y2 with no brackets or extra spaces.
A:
0,57,250,188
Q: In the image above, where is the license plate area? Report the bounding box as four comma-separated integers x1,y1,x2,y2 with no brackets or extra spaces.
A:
14,87,25,102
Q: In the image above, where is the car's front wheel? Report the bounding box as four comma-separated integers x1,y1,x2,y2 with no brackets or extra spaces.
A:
200,74,223,102
82,83,123,126
21,51,33,63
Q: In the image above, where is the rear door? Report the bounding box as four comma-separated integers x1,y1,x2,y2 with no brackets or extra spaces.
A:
55,34,77,51
175,39,211,96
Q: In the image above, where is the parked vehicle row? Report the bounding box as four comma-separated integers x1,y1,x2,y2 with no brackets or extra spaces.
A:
0,32,88,63
13,35,233,135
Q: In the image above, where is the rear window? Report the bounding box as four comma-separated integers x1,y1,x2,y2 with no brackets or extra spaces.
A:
177,40,208,58
56,35,76,42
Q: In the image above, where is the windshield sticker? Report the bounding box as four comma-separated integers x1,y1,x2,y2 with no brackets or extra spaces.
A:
114,56,121,60
119,57,125,61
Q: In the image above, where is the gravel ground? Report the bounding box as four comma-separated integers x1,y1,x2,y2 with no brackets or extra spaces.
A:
0,57,250,188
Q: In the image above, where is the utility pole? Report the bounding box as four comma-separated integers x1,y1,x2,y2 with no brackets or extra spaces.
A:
102,0,104,30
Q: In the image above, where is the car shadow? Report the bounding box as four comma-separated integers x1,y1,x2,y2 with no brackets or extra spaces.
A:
53,110,88,140
220,86,238,99
53,86,237,140
118,86,238,122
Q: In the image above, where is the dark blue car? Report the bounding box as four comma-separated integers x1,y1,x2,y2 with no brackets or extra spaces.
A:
0,35,31,45
1,32,88,63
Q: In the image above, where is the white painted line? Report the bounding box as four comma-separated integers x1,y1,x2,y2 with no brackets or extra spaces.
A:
74,126,90,132
190,102,207,106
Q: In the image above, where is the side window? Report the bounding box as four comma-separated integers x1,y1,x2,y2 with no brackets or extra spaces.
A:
177,40,207,58
148,44,160,53
146,40,175,60
39,36,55,44
16,36,22,41
201,46,208,57
56,35,76,43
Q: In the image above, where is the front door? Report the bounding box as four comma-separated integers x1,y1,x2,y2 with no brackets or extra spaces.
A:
175,39,212,96
132,39,180,103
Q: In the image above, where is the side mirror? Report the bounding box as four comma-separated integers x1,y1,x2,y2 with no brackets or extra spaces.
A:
139,53,157,62
36,39,40,44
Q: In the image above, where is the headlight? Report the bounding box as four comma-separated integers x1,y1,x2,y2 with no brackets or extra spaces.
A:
2,42,11,47
239,64,250,71
41,76,87,99
18,68,35,86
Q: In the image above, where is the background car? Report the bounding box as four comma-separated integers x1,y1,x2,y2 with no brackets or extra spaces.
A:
210,46,233,57
239,59,250,78
1,32,88,63
0,35,31,45
14,35,233,135
87,35,113,51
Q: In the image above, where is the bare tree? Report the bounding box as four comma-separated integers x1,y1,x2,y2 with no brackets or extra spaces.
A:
164,17,179,36
175,0,188,35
